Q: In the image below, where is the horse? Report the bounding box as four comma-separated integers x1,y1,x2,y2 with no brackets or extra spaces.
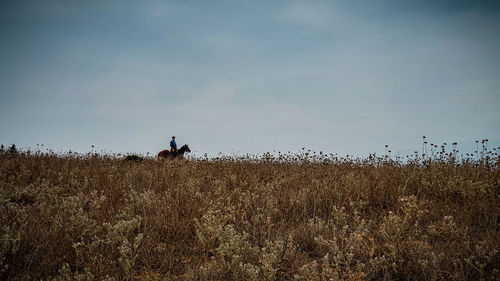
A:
158,144,191,159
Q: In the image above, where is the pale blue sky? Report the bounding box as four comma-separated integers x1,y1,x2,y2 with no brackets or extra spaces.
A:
1,0,499,156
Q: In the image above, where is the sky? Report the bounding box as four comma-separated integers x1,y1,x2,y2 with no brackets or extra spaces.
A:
1,0,499,157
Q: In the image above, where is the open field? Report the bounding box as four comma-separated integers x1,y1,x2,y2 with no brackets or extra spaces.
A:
1,150,499,280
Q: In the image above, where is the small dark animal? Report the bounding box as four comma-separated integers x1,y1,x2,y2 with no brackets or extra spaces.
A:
158,144,191,159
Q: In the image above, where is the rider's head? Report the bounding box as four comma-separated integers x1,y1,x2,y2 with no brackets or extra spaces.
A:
172,136,175,139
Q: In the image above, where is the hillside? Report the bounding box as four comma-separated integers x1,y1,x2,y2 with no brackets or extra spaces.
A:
1,151,499,280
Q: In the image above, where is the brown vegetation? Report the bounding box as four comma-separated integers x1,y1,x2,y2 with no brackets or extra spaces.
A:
0,148,499,280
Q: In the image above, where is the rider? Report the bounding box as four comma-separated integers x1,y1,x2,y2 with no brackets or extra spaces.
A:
170,136,178,158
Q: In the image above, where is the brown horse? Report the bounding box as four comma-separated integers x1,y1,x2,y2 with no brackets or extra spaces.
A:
158,144,191,159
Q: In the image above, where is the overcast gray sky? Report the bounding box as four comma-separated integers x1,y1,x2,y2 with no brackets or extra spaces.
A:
1,0,499,157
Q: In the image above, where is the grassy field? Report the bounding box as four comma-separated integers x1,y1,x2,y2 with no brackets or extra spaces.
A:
0,148,499,280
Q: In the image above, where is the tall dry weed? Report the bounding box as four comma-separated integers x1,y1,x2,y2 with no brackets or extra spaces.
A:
0,149,499,280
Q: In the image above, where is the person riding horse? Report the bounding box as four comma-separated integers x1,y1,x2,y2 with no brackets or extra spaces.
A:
158,142,190,159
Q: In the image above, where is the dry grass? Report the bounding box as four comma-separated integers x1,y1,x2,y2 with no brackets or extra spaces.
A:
0,148,499,280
